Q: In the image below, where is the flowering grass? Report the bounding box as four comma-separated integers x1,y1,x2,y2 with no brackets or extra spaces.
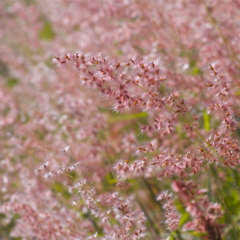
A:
1,0,240,240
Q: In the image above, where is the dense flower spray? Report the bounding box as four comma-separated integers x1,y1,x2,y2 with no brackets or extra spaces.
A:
1,0,240,240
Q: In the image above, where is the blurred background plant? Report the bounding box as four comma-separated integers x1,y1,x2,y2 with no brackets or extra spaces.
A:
1,0,240,239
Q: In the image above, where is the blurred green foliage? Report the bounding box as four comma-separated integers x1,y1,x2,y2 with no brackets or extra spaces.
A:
39,21,55,41
0,213,22,240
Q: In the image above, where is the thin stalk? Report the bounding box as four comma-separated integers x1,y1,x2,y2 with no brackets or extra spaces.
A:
136,197,161,239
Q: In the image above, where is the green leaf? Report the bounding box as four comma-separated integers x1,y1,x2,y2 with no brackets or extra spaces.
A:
235,89,240,96
179,211,190,227
108,112,148,123
189,66,203,76
236,128,240,138
6,78,18,88
51,182,71,199
39,21,55,40
175,201,190,227
105,172,117,185
203,109,210,131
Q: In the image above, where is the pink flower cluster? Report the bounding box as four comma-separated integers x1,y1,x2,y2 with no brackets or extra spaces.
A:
1,0,240,239
172,181,223,240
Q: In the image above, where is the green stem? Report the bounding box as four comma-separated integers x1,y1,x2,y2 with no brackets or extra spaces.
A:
136,197,161,239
